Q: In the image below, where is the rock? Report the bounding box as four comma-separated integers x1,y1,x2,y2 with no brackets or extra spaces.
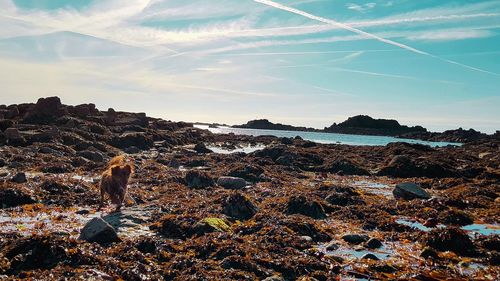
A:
124,146,141,154
276,155,294,166
217,176,247,189
342,234,369,244
11,172,27,183
299,236,313,242
393,182,431,200
286,195,326,219
77,150,104,163
423,218,438,228
229,164,264,182
361,253,379,260
324,159,369,176
0,186,36,208
438,209,473,226
5,128,21,140
109,132,154,150
194,143,212,153
280,137,294,145
193,218,231,235
223,193,258,220
185,170,214,189
0,119,14,131
365,238,383,249
425,227,475,256
23,96,66,124
325,241,340,251
5,106,19,119
79,217,120,244
158,215,193,239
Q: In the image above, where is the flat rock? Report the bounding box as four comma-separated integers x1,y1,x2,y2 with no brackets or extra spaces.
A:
393,182,431,200
79,217,120,244
217,176,247,189
342,233,369,244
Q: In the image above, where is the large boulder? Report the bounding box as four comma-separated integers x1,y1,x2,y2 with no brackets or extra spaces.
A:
23,96,67,124
77,150,104,163
194,143,212,154
393,182,431,200
217,176,247,189
223,193,258,220
79,217,120,244
286,195,326,219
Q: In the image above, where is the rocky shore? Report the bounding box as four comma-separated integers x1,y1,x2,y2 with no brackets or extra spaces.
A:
0,97,499,280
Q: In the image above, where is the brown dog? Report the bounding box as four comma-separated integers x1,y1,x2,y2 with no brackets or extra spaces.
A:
98,155,133,212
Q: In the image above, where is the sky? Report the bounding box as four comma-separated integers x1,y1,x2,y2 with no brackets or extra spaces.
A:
0,0,499,133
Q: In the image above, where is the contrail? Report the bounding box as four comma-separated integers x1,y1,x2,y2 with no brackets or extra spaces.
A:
253,0,499,76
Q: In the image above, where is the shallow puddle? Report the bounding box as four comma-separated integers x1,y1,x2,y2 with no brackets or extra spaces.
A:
396,218,500,236
353,180,392,197
319,244,394,261
207,144,265,154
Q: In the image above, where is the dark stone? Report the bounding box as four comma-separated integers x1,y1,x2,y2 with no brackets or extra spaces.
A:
217,176,247,189
342,234,369,244
229,164,264,182
393,182,431,200
365,238,383,249
11,172,27,183
223,193,258,220
326,192,364,206
361,253,379,260
78,217,120,244
109,132,154,150
194,143,212,153
325,241,340,251
77,150,104,163
0,186,36,208
185,170,214,189
286,195,326,219
0,119,14,131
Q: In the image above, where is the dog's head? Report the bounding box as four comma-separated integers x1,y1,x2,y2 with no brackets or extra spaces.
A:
111,164,133,180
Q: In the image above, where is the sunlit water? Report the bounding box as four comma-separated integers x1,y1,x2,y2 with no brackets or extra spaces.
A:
194,125,461,147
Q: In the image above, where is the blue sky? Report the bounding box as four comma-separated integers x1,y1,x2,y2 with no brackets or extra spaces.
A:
0,0,499,132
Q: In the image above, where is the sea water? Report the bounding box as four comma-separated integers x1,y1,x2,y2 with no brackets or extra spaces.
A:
194,125,461,147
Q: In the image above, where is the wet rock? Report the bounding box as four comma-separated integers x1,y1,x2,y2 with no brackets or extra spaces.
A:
280,137,294,145
342,234,369,244
23,96,66,124
325,241,340,251
79,217,120,244
365,238,383,249
286,196,326,219
11,172,27,183
393,182,430,200
0,186,36,208
185,170,214,189
194,143,212,153
361,253,379,260
217,176,247,189
77,150,104,163
5,128,21,140
425,227,475,256
223,193,258,220
193,218,231,235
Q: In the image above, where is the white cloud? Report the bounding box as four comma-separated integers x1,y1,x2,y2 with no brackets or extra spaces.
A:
347,2,377,13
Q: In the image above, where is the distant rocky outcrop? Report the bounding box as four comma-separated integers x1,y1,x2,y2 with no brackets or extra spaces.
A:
400,128,489,143
233,119,318,132
324,115,427,136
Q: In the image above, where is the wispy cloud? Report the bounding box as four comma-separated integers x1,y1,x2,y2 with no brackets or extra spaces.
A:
346,3,377,13
407,29,494,41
